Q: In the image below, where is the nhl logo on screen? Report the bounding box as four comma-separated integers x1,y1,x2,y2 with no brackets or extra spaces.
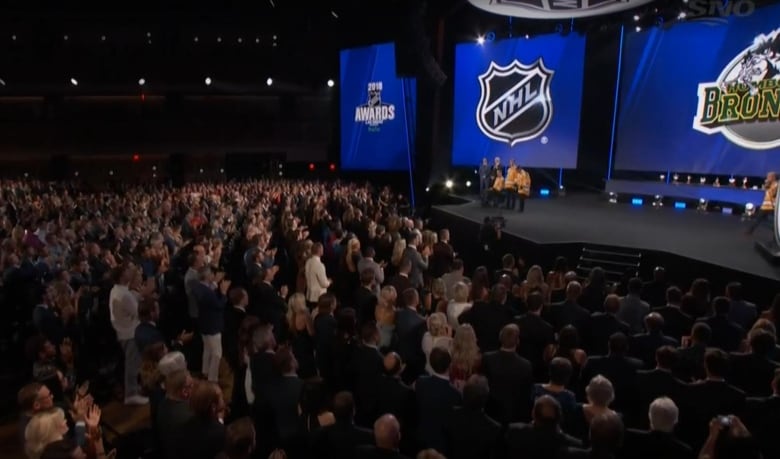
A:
467,0,654,19
692,27,780,149
476,59,554,146
355,81,396,129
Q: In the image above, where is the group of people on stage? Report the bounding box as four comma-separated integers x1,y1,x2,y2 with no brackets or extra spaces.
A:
478,157,531,212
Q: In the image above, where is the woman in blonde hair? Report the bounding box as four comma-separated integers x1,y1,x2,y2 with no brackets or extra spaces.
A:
25,407,69,459
447,281,472,328
450,324,481,390
422,312,453,374
389,238,407,276
286,293,316,379
520,264,550,303
375,299,397,351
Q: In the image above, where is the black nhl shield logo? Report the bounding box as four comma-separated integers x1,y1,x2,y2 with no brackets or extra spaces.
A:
476,59,554,146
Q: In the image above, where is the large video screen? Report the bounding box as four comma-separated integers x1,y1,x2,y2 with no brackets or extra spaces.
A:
451,34,586,169
615,6,780,175
340,43,416,171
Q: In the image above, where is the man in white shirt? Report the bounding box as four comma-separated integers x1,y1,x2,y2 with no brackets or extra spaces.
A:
305,242,330,307
109,264,147,405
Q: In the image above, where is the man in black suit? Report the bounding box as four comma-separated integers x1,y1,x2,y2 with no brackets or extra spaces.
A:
402,232,429,289
248,266,287,341
580,333,643,421
695,296,745,352
172,381,226,459
653,287,694,342
725,282,757,330
635,346,687,429
414,347,461,452
728,329,780,396
386,259,413,302
674,322,711,382
430,228,455,279
587,294,631,356
395,288,427,383
157,369,194,459
223,288,248,374
559,412,624,459
516,292,555,382
377,352,415,444
630,312,678,368
622,396,692,459
679,349,746,451
355,269,379,325
641,266,669,308
481,323,533,424
249,324,277,401
134,298,167,354
493,253,520,286
313,391,374,459
505,395,582,459
356,414,410,459
353,321,385,426
459,284,513,352
743,370,780,459
545,281,591,333
443,375,501,459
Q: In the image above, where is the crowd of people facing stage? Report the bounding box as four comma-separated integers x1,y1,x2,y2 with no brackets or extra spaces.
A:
3,177,780,459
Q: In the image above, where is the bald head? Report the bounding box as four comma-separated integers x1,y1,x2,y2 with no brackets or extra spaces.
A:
373,414,401,449
383,352,403,376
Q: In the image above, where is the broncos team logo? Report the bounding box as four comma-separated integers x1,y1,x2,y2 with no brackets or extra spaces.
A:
476,59,554,146
693,27,780,149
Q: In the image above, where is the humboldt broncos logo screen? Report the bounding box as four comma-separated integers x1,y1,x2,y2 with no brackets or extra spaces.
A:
354,81,396,130
693,27,780,149
451,33,585,169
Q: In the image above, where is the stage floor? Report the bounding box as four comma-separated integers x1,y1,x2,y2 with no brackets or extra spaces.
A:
434,193,780,281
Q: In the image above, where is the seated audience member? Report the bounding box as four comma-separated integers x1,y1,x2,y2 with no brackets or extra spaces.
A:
516,292,555,382
353,321,384,426
580,267,608,314
414,347,461,452
545,325,588,392
680,349,746,451
725,282,757,330
635,346,686,429
481,323,533,424
588,295,631,357
580,333,643,420
377,352,415,446
560,412,625,459
641,267,669,308
17,382,55,446
459,283,515,353
218,417,256,459
356,414,410,459
743,369,780,459
622,397,692,459
728,328,780,396
158,369,194,459
533,357,577,416
546,281,590,333
630,312,678,368
25,408,70,459
443,375,501,459
506,395,582,459
696,296,745,352
313,391,374,459
173,381,227,459
674,322,711,382
653,287,694,341
566,375,618,443
617,278,650,334
697,415,762,459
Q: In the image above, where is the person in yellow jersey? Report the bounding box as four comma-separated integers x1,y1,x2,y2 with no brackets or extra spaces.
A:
516,164,531,213
490,168,505,208
746,171,778,235
503,159,519,210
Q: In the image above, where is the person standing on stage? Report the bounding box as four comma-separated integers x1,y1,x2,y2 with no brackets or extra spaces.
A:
516,164,531,213
504,159,519,210
489,157,502,183
490,168,505,208
746,171,778,235
479,158,491,206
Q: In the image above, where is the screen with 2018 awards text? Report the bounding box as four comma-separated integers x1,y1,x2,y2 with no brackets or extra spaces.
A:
340,43,416,171
451,33,586,169
615,4,780,175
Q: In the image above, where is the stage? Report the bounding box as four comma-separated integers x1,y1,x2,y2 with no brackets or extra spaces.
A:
431,193,780,283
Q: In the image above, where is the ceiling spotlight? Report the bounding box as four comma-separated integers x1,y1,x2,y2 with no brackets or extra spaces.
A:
217,36,222,43
273,35,277,40
678,11,687,19
466,180,472,187
199,168,204,174
205,77,212,86
100,35,106,41
138,78,146,86
266,77,273,86
194,36,199,43
525,34,530,39
70,77,78,86
0,78,5,86
255,37,260,43
11,34,16,41
268,0,275,6
147,39,152,45
635,26,642,32
633,14,640,21
477,36,485,45
331,11,339,18
146,32,152,38
237,37,243,43
445,180,454,189
327,79,334,88
63,34,69,41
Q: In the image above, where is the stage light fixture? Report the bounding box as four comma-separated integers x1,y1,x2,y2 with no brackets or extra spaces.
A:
237,37,243,43
329,163,336,172
744,202,756,219
217,36,222,43
477,36,485,45
327,79,335,88
652,195,664,208
24,172,28,178
152,173,157,178
659,174,665,181
697,198,708,212
0,78,5,86
331,11,339,19
11,34,16,41
466,180,472,187
699,177,706,184
152,166,157,171
635,26,642,32
678,11,687,19
674,202,686,209
278,163,283,169
279,171,283,176
147,32,152,38
100,35,106,41
266,77,273,86
194,36,199,43
220,168,225,174
540,188,551,197
308,163,315,171
205,77,212,86
608,192,618,204
445,180,454,189
686,175,692,184
631,197,643,206
74,171,79,177
672,173,679,183
70,78,78,86
722,207,733,215
109,170,114,176
524,34,530,39
138,78,146,86
255,37,260,43
63,35,69,41
633,14,640,21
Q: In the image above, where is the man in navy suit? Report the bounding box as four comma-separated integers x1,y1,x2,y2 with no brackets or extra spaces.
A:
395,288,427,383
414,347,461,452
192,266,231,382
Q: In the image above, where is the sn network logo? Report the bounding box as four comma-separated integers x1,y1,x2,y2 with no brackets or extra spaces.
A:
685,0,756,21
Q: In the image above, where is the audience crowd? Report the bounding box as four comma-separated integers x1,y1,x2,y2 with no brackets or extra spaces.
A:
4,178,780,459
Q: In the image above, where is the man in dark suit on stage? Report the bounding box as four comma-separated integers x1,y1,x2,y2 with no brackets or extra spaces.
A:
481,323,533,424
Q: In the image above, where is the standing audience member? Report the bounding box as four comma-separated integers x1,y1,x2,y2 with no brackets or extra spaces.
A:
174,381,227,459
443,375,501,459
356,414,409,459
218,417,256,459
313,391,374,459
109,265,148,405
481,324,533,424
193,266,231,382
622,397,691,459
414,348,461,452
505,395,582,459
